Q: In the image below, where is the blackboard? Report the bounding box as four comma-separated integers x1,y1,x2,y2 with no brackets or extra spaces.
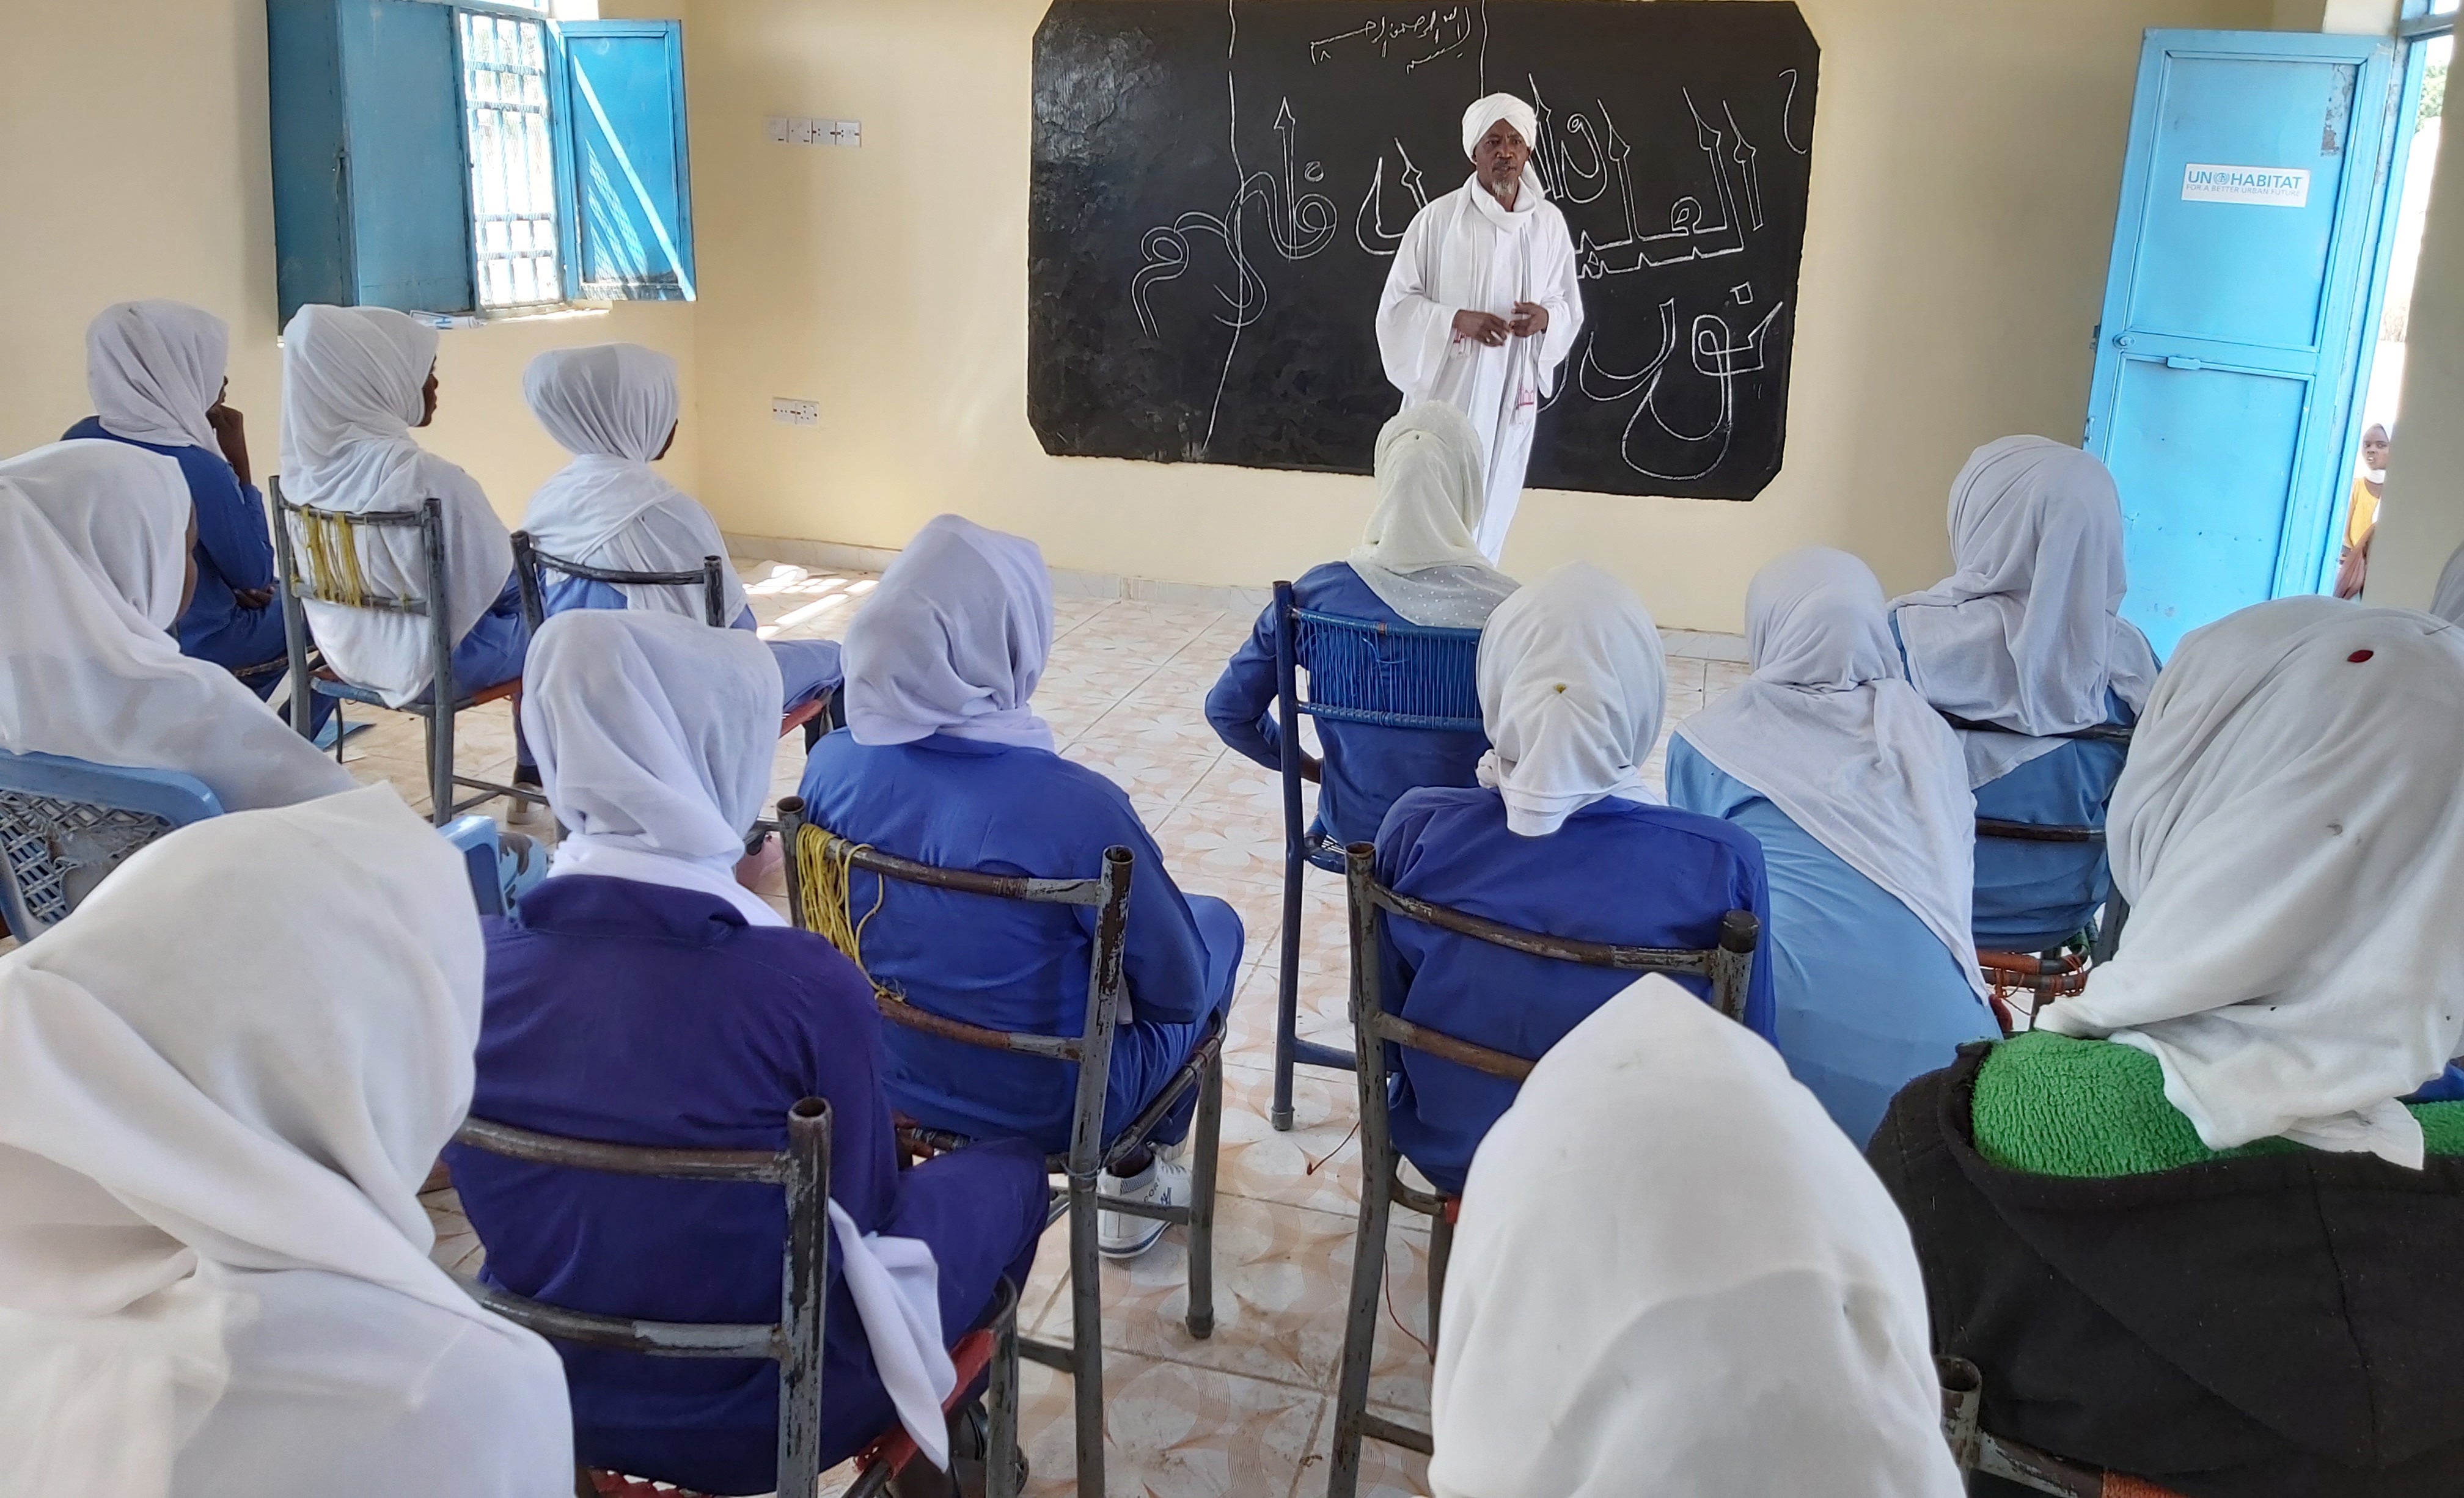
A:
1028,1,1820,500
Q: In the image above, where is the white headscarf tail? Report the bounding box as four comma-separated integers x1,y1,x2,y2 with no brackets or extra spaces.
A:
842,515,1055,752
2433,539,2464,627
0,443,355,814
522,609,785,927
1348,403,1519,627
86,301,229,453
1892,437,2160,786
1429,977,1966,1498
1476,563,1664,836
2039,598,2464,1166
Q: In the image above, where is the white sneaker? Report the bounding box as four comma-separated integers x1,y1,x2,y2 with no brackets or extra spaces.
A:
1098,1158,1190,1259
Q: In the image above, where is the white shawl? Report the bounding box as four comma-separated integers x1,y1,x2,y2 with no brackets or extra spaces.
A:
1347,403,1518,627
0,786,567,1496
86,301,227,454
1429,976,1965,1498
1678,549,1986,999
523,610,784,929
518,344,747,623
1892,437,2160,786
1476,563,1664,836
843,514,1055,752
0,442,353,813
279,305,513,707
2040,597,2464,1167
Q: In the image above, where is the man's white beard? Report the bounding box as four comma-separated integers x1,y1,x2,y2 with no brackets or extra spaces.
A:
1481,172,1520,207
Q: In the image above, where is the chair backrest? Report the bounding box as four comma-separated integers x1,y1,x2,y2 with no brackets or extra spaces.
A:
0,750,222,939
267,476,460,728
1274,582,1484,733
774,795,1132,1178
449,1099,837,1496
511,529,730,632
1341,841,1760,1086
1938,1356,2124,1497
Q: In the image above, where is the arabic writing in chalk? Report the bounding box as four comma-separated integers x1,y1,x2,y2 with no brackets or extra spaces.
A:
1308,7,1476,70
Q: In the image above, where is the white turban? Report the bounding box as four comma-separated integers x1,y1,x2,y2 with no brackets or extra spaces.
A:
1461,93,1539,159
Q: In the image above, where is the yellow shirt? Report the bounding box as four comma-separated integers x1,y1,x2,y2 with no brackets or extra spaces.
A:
2347,477,2381,548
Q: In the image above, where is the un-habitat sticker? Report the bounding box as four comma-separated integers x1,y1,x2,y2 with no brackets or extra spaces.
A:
2181,163,2312,208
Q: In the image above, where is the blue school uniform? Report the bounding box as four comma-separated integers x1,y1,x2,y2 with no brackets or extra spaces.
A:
63,417,288,676
1206,561,1489,848
1665,740,2001,1145
796,732,1242,1154
446,875,1048,1496
1371,786,1777,1195
544,575,842,709
1968,695,2134,951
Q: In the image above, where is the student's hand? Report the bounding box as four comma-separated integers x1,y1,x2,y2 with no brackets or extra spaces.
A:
207,401,252,488
232,585,276,611
1509,301,1550,338
1452,310,1511,347
1299,751,1323,784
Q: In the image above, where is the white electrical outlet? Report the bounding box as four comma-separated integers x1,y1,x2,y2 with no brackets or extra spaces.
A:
769,115,862,148
771,398,819,427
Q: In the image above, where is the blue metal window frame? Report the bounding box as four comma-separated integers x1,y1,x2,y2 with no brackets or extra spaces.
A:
452,4,574,309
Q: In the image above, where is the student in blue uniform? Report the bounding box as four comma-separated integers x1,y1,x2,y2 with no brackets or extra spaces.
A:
447,609,1046,1496
1668,548,2000,1145
64,300,336,732
1889,438,2158,952
798,515,1242,1260
1372,563,1776,1196
518,343,842,710
1206,403,1514,847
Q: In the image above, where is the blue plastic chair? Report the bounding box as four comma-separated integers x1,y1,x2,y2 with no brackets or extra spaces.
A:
0,750,222,941
1269,580,1484,1131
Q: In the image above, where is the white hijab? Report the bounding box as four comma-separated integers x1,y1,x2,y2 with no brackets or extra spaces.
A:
1476,563,1664,836
522,609,784,928
1892,437,2160,786
86,301,228,454
0,442,354,813
0,785,562,1495
279,305,514,707
1348,403,1518,627
2040,597,2464,1168
843,514,1055,752
1429,976,1965,1498
518,344,747,623
2432,538,2464,627
1679,549,1986,1000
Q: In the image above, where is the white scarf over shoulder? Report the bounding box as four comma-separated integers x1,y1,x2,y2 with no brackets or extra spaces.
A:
1347,403,1518,627
1476,563,1664,836
1679,549,1985,999
1892,437,2160,786
843,514,1055,753
0,786,566,1497
519,344,747,623
524,609,783,928
2041,597,2464,1167
1429,977,1965,1498
279,305,513,707
2433,539,2464,626
86,301,227,453
0,442,353,813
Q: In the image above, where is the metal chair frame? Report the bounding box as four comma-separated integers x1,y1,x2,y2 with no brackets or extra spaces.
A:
511,530,838,751
1270,581,1486,1131
0,751,222,940
449,1098,1022,1498
1940,1356,2170,1497
775,796,1222,1498
269,477,537,827
1325,841,1760,1498
1956,706,2136,1004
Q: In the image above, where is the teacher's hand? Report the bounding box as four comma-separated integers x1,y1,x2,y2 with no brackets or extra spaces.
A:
1509,301,1550,338
1453,310,1511,347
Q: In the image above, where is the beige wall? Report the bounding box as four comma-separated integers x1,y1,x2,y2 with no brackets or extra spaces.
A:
681,0,2277,630
0,0,700,525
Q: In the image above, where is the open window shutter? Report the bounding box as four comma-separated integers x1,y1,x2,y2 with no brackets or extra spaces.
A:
557,20,696,301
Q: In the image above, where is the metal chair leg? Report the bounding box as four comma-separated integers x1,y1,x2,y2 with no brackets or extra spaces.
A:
1425,1206,1454,1356
1273,851,1305,1132
330,698,347,763
1067,1172,1106,1498
1186,1046,1223,1340
1326,1142,1395,1498
425,704,453,828
988,1292,1022,1498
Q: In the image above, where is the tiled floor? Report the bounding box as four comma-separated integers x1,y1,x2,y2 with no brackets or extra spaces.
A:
395,561,1745,1498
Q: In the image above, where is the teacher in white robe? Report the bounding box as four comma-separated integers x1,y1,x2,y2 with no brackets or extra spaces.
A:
1376,92,1585,564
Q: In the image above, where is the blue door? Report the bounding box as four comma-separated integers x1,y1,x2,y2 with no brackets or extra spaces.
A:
2085,31,2401,657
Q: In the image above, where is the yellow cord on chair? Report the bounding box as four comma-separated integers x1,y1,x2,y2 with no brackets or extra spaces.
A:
298,511,370,608
795,822,896,1002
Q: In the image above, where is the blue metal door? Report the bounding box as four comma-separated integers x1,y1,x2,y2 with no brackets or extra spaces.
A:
2085,31,2400,657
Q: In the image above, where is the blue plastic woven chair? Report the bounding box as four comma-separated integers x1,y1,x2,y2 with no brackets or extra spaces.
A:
0,750,223,941
1268,581,1483,1131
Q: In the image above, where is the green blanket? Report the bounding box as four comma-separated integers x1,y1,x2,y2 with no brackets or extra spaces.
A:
1971,1031,2464,1178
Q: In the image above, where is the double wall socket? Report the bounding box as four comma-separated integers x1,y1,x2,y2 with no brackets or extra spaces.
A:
771,398,819,426
768,116,860,147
